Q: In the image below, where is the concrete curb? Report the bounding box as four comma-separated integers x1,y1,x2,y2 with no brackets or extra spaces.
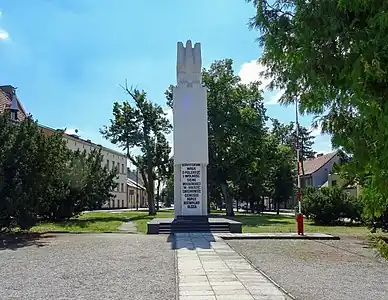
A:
219,233,340,241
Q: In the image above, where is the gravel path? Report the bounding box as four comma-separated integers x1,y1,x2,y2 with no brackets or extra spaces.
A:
0,233,176,300
228,237,388,300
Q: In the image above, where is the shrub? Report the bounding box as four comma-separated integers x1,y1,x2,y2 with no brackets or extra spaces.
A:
301,186,363,225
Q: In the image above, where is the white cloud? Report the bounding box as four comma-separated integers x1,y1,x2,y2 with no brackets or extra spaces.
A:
238,60,271,89
0,10,9,40
0,29,8,40
310,126,321,137
266,89,284,105
238,59,282,106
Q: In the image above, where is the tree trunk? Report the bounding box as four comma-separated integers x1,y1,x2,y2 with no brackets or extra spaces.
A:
156,179,161,211
147,154,156,216
220,181,234,217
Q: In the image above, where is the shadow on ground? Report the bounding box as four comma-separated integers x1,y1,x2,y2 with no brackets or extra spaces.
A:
168,233,215,250
0,233,55,251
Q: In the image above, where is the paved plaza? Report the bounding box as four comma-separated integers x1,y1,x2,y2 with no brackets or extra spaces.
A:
0,234,176,300
175,233,291,300
2,232,387,299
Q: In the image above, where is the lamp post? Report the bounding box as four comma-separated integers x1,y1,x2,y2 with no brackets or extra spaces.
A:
295,98,304,235
136,168,139,210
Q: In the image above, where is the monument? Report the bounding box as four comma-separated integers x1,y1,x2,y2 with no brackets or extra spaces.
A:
146,41,242,234
172,40,208,217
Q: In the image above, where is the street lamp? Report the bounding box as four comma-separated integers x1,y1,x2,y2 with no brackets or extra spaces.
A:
295,98,304,235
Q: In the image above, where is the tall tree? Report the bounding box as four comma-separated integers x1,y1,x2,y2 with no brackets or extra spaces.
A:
247,0,388,206
270,119,316,175
101,83,172,215
271,144,295,214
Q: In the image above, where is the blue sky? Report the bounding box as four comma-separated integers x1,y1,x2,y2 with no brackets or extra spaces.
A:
0,0,331,159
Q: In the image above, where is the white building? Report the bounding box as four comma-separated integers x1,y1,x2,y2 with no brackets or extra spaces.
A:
39,125,128,209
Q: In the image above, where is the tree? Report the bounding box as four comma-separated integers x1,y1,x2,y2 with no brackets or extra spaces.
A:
0,113,117,231
101,82,172,215
247,0,388,203
270,119,315,176
154,134,172,210
271,144,295,214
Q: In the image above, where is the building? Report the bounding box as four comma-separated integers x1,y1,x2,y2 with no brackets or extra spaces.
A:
327,173,362,198
39,124,128,209
127,178,147,208
127,169,148,208
1,84,128,209
300,151,340,188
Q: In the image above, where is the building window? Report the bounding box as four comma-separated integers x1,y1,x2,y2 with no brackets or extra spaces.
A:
122,199,124,207
117,199,120,208
122,164,124,174
107,160,110,169
332,180,337,186
117,162,120,171
121,183,124,192
112,161,115,171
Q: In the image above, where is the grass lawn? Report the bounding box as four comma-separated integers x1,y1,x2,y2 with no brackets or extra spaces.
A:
30,209,371,238
30,212,128,233
229,213,371,237
29,210,175,233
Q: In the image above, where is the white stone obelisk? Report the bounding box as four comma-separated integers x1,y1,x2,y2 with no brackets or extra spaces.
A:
173,40,208,217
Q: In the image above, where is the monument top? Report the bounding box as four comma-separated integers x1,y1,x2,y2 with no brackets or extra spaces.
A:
176,40,202,85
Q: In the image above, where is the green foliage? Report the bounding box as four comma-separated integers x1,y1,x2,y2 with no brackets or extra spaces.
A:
370,236,388,259
247,0,388,216
101,82,172,215
271,144,295,212
0,114,117,232
302,186,363,225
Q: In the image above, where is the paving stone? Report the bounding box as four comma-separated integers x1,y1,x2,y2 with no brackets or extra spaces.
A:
180,285,213,292
180,281,212,287
180,296,216,300
210,281,245,287
179,275,209,283
180,290,215,296
213,288,251,296
216,296,254,300
252,296,289,300
176,233,288,300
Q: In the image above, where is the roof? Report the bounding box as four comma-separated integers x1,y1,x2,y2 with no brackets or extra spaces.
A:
38,123,126,158
300,151,338,176
0,85,28,120
127,178,145,190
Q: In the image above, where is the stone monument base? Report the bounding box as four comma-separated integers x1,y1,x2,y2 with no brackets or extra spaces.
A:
147,216,242,234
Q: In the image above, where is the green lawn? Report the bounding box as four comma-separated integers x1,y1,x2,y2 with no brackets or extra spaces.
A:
30,212,128,233
30,210,175,233
30,209,370,237
229,214,370,237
